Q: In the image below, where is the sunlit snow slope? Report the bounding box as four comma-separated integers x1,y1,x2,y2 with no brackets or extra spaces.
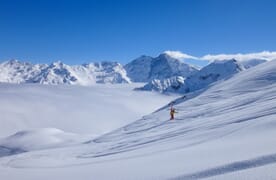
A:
1,60,276,180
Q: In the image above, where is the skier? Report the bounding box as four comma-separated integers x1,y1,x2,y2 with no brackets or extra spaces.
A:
170,106,176,120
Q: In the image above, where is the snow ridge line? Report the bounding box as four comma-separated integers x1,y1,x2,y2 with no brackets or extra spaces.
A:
171,153,276,180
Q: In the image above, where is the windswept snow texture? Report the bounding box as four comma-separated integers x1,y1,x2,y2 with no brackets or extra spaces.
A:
124,53,198,82
0,60,130,85
0,60,276,179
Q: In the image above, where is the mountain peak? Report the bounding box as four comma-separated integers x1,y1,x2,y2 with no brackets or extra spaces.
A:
158,52,178,60
124,53,198,82
138,55,152,59
7,59,19,64
50,61,65,67
4,59,32,66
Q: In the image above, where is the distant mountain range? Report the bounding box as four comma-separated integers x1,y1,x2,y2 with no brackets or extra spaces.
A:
0,52,268,90
0,60,130,85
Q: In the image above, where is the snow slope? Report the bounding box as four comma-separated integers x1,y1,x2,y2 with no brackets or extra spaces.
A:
0,60,276,179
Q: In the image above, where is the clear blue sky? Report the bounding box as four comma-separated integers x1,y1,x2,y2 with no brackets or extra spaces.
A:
1,0,276,64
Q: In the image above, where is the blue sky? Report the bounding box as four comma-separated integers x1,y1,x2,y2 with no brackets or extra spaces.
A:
1,0,276,64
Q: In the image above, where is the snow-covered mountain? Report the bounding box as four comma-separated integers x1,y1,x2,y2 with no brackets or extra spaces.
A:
79,62,131,84
0,60,46,83
138,59,245,93
124,53,199,82
182,59,245,92
136,76,185,93
0,60,131,85
0,59,275,179
0,56,267,86
124,55,153,82
238,59,267,69
27,61,79,85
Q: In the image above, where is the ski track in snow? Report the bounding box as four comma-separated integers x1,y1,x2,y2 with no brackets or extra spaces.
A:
171,153,276,180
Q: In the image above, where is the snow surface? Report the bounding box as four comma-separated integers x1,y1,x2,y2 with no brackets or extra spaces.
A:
0,128,84,155
0,60,276,179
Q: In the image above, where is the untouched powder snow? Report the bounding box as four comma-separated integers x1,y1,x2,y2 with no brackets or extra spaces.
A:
0,60,276,179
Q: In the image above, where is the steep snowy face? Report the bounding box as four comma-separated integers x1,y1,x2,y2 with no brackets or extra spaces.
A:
124,53,198,82
138,59,245,93
124,55,154,82
0,60,130,85
149,53,198,80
